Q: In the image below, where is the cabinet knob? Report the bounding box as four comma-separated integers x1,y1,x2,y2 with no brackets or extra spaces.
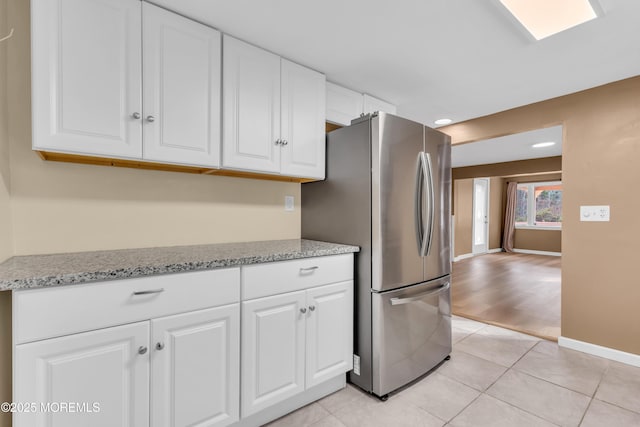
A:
309,305,316,311
282,140,288,146
138,346,148,355
275,139,282,145
146,115,156,123
300,307,307,314
156,342,165,351
131,112,141,119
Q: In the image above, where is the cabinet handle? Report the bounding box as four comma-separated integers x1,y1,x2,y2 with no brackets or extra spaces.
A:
132,288,165,296
299,266,319,273
131,112,141,119
138,346,148,355
300,307,307,314
156,342,165,351
281,140,289,146
309,305,316,311
146,115,155,123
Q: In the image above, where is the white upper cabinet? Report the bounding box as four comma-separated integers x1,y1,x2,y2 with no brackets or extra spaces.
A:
325,82,363,126
280,59,326,179
31,0,143,158
223,36,326,179
363,94,397,115
325,82,397,126
142,3,221,167
222,35,281,173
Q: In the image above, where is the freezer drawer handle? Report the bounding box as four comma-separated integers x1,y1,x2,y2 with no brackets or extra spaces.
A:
389,282,450,306
132,288,165,296
299,266,319,273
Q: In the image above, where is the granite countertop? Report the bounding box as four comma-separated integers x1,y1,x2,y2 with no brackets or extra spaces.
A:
0,239,359,291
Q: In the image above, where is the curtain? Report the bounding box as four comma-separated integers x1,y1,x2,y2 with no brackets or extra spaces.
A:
502,181,517,252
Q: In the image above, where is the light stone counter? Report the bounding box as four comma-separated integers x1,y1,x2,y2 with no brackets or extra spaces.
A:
0,239,359,291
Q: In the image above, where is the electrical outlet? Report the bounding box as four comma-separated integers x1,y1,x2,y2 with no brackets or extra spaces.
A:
284,196,295,212
580,205,610,222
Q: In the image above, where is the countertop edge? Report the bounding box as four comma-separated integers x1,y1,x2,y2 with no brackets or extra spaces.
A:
0,242,359,291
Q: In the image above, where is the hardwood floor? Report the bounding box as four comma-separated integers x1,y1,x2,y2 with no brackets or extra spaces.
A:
451,252,561,341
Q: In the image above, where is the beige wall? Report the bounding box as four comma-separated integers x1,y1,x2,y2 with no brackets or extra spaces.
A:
6,0,300,256
441,75,640,355
0,0,13,264
453,156,561,181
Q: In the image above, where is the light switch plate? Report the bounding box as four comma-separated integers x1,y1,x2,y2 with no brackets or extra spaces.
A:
284,196,295,212
580,205,610,222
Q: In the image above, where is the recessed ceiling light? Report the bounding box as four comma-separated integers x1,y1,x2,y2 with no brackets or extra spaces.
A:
532,142,556,148
499,0,599,40
434,118,452,126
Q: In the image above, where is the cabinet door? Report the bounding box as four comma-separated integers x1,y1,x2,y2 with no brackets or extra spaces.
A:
14,322,149,427
31,0,142,158
280,59,326,179
241,291,306,417
363,94,397,115
326,82,363,126
151,304,239,427
306,281,354,388
142,3,221,167
222,35,281,173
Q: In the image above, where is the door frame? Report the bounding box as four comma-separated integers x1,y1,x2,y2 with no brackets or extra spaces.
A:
472,178,490,255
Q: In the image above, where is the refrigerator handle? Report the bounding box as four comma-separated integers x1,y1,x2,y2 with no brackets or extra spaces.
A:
424,152,435,256
415,153,427,255
389,282,450,305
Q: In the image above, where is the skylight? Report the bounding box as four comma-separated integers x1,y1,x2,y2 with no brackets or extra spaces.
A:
499,0,599,40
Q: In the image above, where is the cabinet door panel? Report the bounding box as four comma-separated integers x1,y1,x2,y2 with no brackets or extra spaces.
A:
241,291,305,417
280,59,326,179
14,322,149,427
223,35,281,173
31,0,142,158
306,281,354,387
142,3,221,167
151,305,239,427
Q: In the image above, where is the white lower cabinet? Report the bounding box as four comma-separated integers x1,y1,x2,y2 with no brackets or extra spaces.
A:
13,269,240,427
15,322,151,427
241,281,353,417
151,305,240,427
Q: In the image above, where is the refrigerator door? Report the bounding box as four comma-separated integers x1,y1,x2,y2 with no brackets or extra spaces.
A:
372,113,426,292
423,126,452,281
371,276,452,396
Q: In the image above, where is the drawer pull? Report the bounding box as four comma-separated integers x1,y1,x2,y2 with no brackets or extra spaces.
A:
299,266,319,273
132,288,165,296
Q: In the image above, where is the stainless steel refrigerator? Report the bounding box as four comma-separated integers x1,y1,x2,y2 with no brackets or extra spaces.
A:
302,112,452,398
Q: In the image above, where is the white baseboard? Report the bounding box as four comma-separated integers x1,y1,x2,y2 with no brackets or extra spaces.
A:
453,248,503,262
512,249,561,257
558,336,640,368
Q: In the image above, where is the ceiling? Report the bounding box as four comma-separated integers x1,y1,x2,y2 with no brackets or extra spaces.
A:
150,0,640,128
451,126,563,168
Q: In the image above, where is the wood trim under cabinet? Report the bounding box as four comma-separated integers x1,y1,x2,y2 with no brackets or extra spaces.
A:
36,151,319,183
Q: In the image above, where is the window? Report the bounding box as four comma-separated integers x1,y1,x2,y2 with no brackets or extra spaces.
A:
515,181,562,228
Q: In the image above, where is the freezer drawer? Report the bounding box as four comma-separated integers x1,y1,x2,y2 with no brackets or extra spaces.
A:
371,276,451,396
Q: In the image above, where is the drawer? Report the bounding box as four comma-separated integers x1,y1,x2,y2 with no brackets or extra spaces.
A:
13,268,240,344
242,254,353,300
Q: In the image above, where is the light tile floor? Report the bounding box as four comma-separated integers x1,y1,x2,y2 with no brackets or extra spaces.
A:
266,316,640,427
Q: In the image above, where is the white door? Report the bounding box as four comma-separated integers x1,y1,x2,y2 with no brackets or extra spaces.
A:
142,3,221,167
31,0,142,158
280,59,326,179
151,305,239,427
241,291,306,417
14,322,149,427
305,282,353,388
472,178,490,254
222,35,281,173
